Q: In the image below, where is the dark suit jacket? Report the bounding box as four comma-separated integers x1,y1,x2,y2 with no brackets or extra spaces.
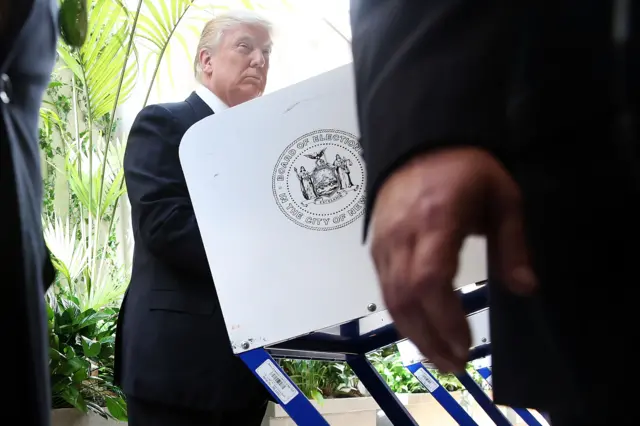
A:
1,0,57,425
351,0,639,422
114,92,269,411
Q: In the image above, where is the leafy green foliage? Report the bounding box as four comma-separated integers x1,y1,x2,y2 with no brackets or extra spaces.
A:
278,344,469,403
368,351,427,394
48,291,127,421
278,359,361,403
57,0,138,122
41,0,205,417
64,144,126,220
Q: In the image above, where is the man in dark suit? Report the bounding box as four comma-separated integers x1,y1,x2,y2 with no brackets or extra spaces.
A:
350,1,638,424
115,10,274,426
1,0,61,425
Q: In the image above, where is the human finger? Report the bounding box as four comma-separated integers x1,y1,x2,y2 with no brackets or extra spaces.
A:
410,228,470,372
371,226,456,370
488,186,537,295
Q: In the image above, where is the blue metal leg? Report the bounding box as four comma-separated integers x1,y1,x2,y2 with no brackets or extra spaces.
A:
475,367,491,382
240,348,329,426
406,363,479,425
456,372,512,425
475,367,545,426
346,354,419,426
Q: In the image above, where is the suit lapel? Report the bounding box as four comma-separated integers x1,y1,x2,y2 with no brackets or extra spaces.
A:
185,91,214,122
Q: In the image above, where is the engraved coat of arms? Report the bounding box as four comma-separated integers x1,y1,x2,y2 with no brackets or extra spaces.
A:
293,147,357,206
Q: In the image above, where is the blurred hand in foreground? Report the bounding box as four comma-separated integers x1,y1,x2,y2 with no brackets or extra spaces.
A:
370,147,538,372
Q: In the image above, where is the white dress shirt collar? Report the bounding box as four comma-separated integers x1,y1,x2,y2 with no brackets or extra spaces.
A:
195,84,229,113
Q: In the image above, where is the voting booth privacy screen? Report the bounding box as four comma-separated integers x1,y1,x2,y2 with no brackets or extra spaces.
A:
175,63,553,426
179,63,487,354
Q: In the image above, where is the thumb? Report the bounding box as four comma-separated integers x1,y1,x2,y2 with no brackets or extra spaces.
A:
488,186,538,295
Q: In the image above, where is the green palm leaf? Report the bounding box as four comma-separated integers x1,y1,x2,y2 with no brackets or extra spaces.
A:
63,137,125,220
134,0,199,105
57,0,139,122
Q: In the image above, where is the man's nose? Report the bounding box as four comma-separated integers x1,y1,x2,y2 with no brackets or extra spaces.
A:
249,50,266,68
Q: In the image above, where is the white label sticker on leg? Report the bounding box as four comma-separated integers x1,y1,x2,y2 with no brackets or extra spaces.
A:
256,359,300,405
414,367,440,393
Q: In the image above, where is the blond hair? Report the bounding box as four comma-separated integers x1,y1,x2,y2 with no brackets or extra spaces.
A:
193,10,273,83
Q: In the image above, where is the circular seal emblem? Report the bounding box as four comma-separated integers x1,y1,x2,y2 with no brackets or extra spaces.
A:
272,129,366,231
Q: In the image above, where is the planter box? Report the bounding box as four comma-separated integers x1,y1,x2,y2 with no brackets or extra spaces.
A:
51,409,125,426
53,393,545,426
262,397,378,426
262,392,540,426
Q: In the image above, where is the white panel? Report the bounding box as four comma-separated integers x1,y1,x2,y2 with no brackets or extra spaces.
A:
468,309,491,347
398,340,425,367
179,63,487,353
398,308,491,366
456,237,487,288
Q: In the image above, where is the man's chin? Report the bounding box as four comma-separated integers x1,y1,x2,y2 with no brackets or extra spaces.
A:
234,88,263,105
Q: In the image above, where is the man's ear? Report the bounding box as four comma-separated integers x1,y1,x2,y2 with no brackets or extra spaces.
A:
199,49,213,73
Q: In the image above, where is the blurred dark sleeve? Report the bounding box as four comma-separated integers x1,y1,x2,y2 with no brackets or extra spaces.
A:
349,0,517,235
43,247,55,290
124,105,212,280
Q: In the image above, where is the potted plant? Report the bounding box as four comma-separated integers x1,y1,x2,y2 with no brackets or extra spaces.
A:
48,290,127,424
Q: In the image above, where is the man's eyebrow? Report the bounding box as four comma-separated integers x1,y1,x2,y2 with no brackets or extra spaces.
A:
236,34,272,50
236,35,253,43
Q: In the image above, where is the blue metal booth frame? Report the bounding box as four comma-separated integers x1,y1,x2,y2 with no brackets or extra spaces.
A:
238,282,548,425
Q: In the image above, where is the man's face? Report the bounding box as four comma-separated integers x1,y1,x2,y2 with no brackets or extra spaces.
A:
201,23,272,107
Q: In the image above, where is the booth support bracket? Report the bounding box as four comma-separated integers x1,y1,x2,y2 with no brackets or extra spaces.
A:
456,371,512,425
346,354,419,426
240,348,329,426
406,362,479,425
474,367,546,426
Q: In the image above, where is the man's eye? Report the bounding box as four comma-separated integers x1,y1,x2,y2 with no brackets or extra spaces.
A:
238,43,250,50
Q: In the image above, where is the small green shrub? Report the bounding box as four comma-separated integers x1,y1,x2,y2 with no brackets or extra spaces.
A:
48,291,127,421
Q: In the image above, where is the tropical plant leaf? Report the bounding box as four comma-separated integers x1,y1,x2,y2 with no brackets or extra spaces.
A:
64,140,126,220
136,0,193,52
105,396,128,421
62,386,88,412
43,215,88,286
135,0,212,104
81,336,102,357
57,0,139,122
